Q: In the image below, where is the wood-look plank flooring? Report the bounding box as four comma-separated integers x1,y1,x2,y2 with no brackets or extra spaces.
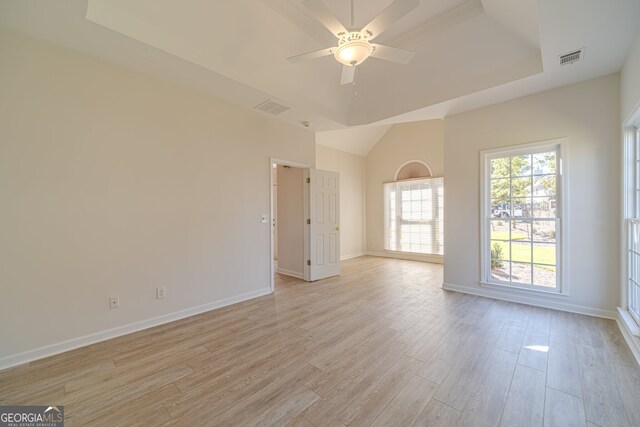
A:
1,256,639,426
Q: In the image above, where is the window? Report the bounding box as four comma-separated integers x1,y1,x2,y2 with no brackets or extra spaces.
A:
625,125,640,326
481,140,565,293
384,177,444,255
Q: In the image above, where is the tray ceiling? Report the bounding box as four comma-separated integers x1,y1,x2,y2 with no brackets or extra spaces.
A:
0,0,638,137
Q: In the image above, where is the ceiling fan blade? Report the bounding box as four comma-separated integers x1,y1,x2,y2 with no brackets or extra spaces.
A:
302,0,348,37
263,0,338,46
340,65,355,85
362,0,419,40
370,44,415,64
287,48,334,63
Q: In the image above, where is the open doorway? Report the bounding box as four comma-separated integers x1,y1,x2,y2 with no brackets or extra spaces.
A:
269,159,342,291
270,158,309,292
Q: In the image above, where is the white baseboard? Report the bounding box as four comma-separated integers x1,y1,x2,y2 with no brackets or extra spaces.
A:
276,268,304,279
367,251,443,264
0,287,272,371
341,252,366,261
442,282,617,319
616,307,640,365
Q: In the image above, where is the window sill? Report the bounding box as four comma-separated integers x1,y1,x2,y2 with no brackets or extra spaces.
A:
374,250,443,264
480,280,569,299
617,307,640,337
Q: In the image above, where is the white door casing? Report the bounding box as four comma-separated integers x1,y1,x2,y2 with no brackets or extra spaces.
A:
304,168,340,281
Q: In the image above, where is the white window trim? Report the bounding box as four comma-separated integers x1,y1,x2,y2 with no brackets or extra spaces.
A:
622,106,640,332
384,176,444,256
394,160,433,180
479,138,569,296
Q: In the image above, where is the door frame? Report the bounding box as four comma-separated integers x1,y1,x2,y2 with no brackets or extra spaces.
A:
269,157,310,292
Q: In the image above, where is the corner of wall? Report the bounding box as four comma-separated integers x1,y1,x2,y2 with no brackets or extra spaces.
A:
621,32,640,121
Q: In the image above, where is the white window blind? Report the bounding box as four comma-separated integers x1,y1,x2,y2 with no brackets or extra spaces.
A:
384,177,444,255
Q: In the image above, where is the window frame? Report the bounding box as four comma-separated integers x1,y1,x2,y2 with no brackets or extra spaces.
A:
383,176,444,257
624,123,640,328
480,138,568,296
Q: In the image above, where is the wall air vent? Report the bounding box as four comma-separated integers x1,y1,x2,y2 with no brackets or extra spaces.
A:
559,49,583,66
254,99,291,115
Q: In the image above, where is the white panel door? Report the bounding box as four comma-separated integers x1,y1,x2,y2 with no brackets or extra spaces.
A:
304,168,340,281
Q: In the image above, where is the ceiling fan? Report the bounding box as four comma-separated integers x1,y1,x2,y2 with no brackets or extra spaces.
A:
287,0,419,85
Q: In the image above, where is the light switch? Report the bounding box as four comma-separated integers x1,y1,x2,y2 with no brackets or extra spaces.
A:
261,214,269,223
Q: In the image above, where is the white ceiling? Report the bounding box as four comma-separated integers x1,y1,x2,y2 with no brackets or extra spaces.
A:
316,124,392,156
0,0,639,156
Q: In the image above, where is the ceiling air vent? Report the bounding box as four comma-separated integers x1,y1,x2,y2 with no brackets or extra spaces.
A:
559,49,583,66
254,99,290,115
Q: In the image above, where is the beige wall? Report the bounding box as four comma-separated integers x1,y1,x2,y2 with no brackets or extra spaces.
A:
276,166,304,276
365,120,444,259
315,145,366,259
443,74,620,316
622,33,640,122
0,30,315,365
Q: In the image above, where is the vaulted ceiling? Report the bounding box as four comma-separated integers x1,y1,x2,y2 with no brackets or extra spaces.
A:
1,0,639,151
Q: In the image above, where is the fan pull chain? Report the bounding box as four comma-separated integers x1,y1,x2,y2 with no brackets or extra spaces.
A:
352,66,358,96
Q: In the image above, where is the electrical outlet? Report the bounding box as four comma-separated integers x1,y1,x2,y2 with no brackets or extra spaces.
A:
109,297,119,309
156,286,167,299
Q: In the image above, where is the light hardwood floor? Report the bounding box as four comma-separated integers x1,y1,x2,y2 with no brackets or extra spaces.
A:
1,256,639,426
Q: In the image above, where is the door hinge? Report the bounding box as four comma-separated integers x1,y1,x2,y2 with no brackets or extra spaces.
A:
306,177,311,183
307,260,311,266
306,219,311,224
